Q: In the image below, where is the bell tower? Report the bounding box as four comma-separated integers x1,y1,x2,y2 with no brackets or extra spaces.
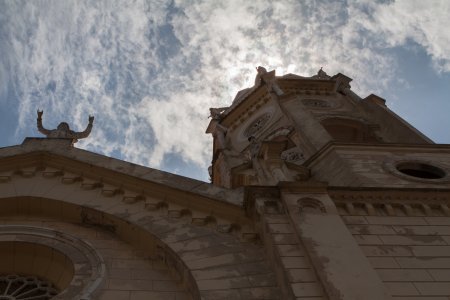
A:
206,67,432,189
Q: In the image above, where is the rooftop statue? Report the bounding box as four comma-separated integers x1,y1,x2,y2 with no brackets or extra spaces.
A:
312,67,331,79
37,110,94,144
254,66,268,86
254,66,284,96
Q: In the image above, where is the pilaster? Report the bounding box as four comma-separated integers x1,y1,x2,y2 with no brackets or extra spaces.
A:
279,182,392,300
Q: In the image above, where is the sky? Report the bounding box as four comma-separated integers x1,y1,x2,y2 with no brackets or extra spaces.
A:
0,0,449,182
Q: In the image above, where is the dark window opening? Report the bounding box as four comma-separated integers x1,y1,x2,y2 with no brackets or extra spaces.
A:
396,162,446,179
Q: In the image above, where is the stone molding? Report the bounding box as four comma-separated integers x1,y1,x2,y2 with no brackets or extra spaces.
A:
331,190,450,217
303,142,450,170
1,139,244,207
0,150,257,243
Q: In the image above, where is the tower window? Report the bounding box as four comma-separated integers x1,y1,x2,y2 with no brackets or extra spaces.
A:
396,162,446,179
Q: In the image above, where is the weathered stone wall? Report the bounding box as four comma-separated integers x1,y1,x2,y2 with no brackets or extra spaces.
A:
259,208,326,299
337,196,450,298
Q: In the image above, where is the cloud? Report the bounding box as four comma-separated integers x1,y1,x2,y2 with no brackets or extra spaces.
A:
366,0,450,72
1,0,449,180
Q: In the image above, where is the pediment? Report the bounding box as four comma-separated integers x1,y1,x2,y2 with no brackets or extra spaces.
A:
0,138,257,241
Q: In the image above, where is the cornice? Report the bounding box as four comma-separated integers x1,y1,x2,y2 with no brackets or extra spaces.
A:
329,187,450,217
0,139,248,224
303,142,450,168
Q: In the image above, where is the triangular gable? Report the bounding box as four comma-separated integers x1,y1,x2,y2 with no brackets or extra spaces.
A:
0,138,253,233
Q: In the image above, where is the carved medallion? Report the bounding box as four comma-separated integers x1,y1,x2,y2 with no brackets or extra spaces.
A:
244,113,271,138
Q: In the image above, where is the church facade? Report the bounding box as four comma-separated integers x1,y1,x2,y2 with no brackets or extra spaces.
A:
1,68,450,300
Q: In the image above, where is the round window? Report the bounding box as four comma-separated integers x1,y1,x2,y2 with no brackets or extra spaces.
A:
0,274,58,299
0,241,71,299
396,162,446,179
0,226,106,299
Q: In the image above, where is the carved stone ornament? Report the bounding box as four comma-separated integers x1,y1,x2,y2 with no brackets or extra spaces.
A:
37,110,94,144
244,113,271,138
281,147,304,162
208,107,228,120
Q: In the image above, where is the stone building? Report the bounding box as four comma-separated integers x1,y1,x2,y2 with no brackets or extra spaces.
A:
1,68,449,300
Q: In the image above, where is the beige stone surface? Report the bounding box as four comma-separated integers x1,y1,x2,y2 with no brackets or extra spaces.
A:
340,200,450,299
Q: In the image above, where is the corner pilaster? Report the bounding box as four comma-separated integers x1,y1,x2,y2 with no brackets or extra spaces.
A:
279,182,392,300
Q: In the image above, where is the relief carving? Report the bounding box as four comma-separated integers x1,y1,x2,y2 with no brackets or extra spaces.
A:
244,113,271,138
281,147,304,163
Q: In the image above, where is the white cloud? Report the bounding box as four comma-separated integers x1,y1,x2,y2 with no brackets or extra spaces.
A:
366,0,450,72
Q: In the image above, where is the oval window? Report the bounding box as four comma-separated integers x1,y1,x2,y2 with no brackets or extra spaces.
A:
396,162,446,179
